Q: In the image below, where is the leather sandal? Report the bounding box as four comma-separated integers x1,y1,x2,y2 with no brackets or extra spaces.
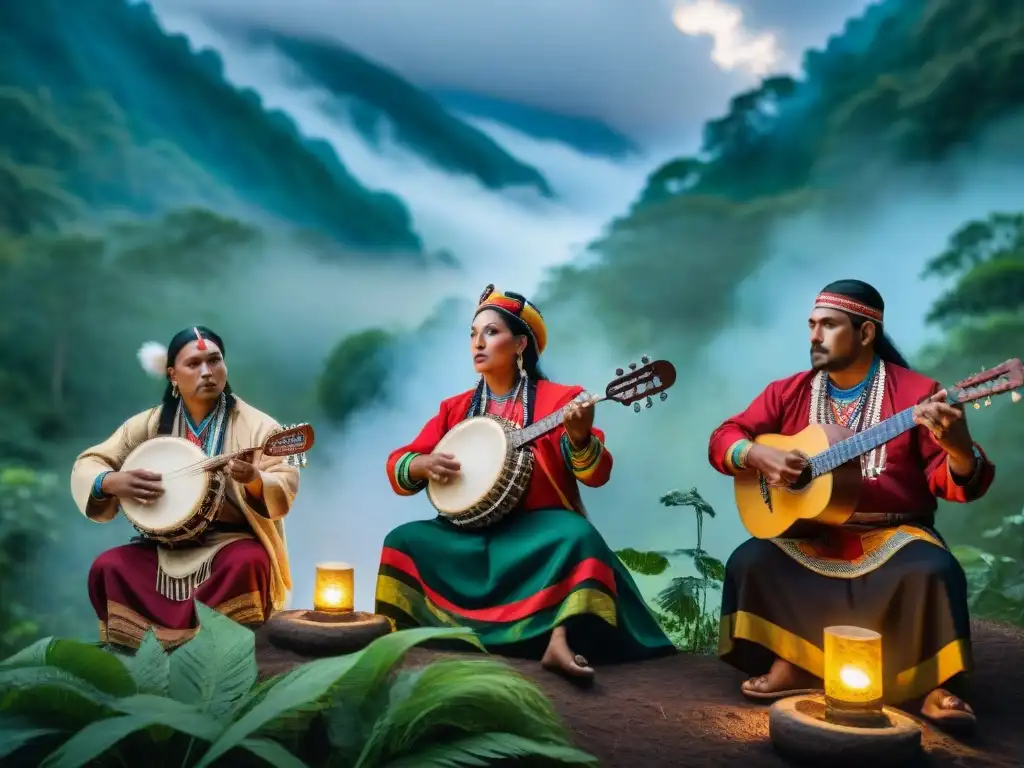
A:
741,674,820,702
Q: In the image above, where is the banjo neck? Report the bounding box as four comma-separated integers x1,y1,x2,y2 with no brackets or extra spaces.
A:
507,394,608,450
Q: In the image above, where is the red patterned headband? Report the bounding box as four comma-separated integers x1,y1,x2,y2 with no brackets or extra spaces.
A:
814,292,883,323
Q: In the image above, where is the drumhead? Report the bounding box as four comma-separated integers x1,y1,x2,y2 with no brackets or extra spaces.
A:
429,417,509,515
120,437,211,534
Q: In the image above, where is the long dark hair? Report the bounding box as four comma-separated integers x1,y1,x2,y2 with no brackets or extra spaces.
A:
156,326,236,435
466,309,547,426
851,316,911,369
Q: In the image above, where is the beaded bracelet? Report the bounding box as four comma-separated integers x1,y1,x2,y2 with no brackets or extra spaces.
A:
396,452,426,492
729,440,753,471
91,471,112,500
562,433,602,473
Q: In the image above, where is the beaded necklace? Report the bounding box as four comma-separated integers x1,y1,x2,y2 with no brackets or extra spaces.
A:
174,393,229,456
825,357,877,428
478,377,529,426
809,358,888,478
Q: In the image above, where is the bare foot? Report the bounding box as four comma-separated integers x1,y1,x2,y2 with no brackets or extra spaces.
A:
541,625,595,683
741,657,820,701
921,688,976,734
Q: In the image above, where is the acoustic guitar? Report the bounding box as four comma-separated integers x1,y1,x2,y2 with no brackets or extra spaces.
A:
735,359,1023,540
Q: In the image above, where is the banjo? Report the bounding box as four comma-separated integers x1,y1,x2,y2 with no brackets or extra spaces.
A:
119,423,315,545
428,358,677,529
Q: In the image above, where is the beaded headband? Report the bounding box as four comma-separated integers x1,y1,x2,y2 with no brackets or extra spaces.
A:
813,291,884,324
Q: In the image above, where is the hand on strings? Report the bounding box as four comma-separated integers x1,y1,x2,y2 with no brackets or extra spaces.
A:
410,453,461,484
226,449,260,484
913,390,972,456
747,445,807,487
103,469,164,505
563,396,596,448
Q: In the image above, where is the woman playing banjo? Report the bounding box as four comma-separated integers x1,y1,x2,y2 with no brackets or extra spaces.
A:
376,286,674,682
70,326,299,650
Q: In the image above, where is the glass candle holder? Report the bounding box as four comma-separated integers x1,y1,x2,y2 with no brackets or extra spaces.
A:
313,562,354,613
823,625,884,725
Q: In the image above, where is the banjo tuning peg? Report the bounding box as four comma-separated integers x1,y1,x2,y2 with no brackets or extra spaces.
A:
641,355,650,364
616,367,624,376
660,392,668,401
633,402,641,413
645,396,653,409
628,361,637,371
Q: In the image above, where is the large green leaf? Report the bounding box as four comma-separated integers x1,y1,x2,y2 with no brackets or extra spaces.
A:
655,578,701,623
693,553,726,582
39,713,172,768
195,628,482,768
659,488,717,518
380,732,598,767
614,548,669,576
0,667,113,727
109,694,224,740
237,737,311,768
38,694,227,768
169,602,257,718
192,655,361,768
329,626,483,706
130,631,169,697
326,628,485,754
0,639,135,698
0,714,62,759
353,658,574,767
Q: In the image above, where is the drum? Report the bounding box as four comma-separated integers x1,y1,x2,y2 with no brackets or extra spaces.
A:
119,437,227,545
427,415,534,529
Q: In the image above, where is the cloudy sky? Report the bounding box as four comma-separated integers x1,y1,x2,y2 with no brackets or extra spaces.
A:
160,0,873,144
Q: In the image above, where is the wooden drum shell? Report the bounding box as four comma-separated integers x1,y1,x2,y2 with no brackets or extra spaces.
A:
427,415,533,530
119,436,227,545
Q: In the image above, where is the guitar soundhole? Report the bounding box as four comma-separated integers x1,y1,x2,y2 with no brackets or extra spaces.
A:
789,465,813,492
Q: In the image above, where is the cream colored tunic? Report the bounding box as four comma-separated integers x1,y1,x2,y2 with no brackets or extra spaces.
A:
70,397,297,611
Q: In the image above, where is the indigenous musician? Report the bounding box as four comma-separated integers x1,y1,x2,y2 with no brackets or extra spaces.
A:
711,280,995,732
70,326,298,649
375,286,675,682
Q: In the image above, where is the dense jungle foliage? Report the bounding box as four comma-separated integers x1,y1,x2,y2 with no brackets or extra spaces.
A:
2,0,1024,661
0,0,549,251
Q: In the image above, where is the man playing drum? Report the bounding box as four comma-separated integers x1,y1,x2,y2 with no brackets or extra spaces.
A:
375,285,674,683
70,326,299,649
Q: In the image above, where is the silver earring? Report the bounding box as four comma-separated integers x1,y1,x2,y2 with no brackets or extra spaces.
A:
517,352,525,377
171,382,179,398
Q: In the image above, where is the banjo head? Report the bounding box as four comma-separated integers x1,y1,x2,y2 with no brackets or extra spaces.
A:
120,437,212,534
428,416,510,516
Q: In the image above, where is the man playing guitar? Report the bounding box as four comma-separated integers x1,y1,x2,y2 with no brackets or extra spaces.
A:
709,280,995,733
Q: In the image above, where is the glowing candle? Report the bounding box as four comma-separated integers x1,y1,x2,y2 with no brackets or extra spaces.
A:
823,625,884,723
313,562,355,613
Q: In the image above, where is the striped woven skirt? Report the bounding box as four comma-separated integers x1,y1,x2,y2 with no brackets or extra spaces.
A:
374,507,675,662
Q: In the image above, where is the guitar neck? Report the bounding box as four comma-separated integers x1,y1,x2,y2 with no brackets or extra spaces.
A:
810,407,917,476
508,395,606,449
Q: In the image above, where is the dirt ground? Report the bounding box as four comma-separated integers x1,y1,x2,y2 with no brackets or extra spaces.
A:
256,619,1024,767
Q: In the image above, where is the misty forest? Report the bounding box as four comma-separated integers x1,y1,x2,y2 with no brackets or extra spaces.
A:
2,0,1024,753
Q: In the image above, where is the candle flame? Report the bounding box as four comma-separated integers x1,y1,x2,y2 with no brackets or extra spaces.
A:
319,586,343,607
838,665,871,691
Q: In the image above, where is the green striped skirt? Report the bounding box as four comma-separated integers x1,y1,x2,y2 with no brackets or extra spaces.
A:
375,507,675,662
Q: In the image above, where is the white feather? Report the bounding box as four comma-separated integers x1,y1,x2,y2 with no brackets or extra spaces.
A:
137,341,168,378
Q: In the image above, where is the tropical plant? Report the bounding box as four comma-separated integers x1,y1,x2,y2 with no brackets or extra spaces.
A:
0,602,597,767
616,487,726,653
952,508,1024,626
0,466,59,657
